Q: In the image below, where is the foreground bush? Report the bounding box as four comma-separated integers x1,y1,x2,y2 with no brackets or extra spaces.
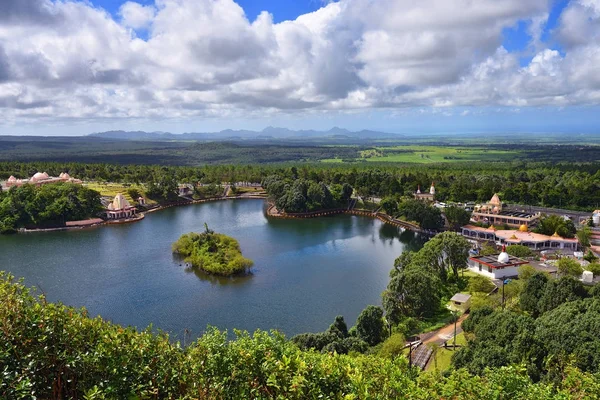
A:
1,273,599,399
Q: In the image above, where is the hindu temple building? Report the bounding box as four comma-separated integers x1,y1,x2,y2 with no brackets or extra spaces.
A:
4,172,82,189
468,245,529,279
414,182,435,202
105,194,137,220
471,194,540,228
461,224,579,251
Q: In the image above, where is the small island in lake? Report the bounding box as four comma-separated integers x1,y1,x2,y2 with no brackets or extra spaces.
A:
172,224,253,276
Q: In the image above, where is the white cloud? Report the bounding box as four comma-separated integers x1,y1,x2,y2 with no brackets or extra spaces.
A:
119,2,156,30
0,0,600,128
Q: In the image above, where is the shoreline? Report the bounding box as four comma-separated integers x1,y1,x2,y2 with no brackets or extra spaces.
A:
265,203,434,235
18,194,268,234
18,194,433,235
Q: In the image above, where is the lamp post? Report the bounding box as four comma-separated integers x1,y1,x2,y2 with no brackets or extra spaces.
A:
453,310,458,349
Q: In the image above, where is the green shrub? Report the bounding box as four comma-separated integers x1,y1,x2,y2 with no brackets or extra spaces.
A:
172,229,253,276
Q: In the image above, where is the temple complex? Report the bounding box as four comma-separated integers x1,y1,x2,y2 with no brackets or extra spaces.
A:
4,172,82,189
471,193,540,228
461,224,579,251
414,182,435,202
105,194,137,220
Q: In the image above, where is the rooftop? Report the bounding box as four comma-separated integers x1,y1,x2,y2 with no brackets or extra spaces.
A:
450,293,472,303
469,253,529,269
463,225,578,243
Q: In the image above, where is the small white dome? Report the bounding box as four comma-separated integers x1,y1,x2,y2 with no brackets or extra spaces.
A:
498,252,509,264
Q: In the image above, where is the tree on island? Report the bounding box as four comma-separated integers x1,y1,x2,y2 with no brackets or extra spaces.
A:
172,225,253,276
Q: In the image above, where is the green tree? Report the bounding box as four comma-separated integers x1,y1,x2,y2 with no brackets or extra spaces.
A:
584,250,599,264
506,245,533,258
538,276,587,314
327,315,349,339
380,333,406,358
382,267,442,323
535,215,576,238
519,272,549,317
557,258,584,277
413,232,471,281
380,197,398,216
577,226,592,248
444,205,471,231
467,275,495,294
355,305,385,346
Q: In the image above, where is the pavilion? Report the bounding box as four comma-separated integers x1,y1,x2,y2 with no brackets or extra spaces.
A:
461,224,579,251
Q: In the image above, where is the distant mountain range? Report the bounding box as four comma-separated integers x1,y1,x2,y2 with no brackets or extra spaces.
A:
88,127,402,141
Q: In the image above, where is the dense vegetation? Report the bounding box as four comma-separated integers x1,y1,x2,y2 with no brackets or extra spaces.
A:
0,183,103,233
2,273,600,399
454,271,600,382
172,226,253,276
262,175,353,213
2,160,598,210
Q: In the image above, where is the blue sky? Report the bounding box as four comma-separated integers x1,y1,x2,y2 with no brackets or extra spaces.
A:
1,0,600,135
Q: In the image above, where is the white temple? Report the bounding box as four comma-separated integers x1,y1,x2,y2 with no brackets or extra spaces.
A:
414,182,435,201
105,194,137,220
5,172,82,188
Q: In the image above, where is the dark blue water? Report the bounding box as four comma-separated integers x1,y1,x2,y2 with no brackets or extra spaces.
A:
0,199,424,341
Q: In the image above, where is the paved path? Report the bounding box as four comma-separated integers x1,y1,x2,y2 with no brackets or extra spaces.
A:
423,314,468,346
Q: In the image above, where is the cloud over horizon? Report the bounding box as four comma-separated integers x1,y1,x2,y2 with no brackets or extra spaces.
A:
1,0,600,133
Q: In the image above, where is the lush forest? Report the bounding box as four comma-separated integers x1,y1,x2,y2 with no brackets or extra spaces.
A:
1,160,598,210
2,272,600,399
0,183,103,233
172,226,254,276
262,175,353,213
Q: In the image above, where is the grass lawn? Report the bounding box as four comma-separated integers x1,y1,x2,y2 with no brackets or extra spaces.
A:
426,332,467,372
234,187,265,194
84,182,155,205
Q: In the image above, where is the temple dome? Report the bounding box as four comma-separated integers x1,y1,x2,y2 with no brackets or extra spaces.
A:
489,193,501,206
31,172,47,181
519,224,528,232
7,176,16,182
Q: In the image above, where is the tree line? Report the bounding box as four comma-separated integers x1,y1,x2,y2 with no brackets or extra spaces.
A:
1,161,599,210
2,161,598,210
0,183,103,233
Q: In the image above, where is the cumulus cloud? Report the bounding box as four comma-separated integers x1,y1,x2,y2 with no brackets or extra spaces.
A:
0,0,599,126
119,2,156,29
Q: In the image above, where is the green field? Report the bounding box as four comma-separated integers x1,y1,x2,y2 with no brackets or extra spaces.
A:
322,146,520,163
83,182,155,205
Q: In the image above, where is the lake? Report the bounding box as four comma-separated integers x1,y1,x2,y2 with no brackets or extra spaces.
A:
0,199,425,341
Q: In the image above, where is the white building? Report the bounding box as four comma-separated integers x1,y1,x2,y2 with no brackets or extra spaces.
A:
105,194,137,220
468,246,528,279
